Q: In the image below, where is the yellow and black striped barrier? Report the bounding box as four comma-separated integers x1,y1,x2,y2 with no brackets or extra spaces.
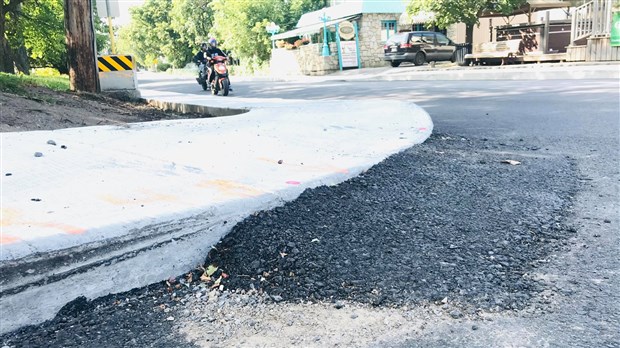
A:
97,55,134,72
97,54,138,93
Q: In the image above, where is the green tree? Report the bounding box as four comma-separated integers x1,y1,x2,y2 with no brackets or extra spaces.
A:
407,0,527,44
284,0,328,31
20,0,66,72
116,0,325,72
116,0,191,69
1,0,109,74
1,0,27,73
170,0,213,48
209,0,324,71
210,0,277,68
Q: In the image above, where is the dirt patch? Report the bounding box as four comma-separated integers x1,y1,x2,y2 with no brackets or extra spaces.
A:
0,87,206,132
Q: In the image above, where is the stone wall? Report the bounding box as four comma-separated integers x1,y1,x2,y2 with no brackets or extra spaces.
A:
295,43,340,75
356,14,400,68
270,43,340,76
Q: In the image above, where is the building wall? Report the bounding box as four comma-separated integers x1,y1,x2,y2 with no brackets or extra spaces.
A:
357,13,400,68
450,9,570,45
270,13,410,75
270,43,340,76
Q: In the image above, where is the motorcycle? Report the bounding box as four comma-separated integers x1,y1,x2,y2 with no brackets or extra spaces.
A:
197,60,209,91
206,56,231,96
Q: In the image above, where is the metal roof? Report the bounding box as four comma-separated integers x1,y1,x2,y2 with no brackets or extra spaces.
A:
271,15,359,40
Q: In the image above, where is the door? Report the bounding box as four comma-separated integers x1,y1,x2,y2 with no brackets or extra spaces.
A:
435,33,455,61
421,33,437,60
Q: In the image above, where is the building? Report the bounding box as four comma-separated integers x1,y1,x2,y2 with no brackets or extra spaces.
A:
270,0,406,75
271,0,618,75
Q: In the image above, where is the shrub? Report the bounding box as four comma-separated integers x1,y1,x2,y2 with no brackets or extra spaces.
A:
31,67,62,77
157,63,172,72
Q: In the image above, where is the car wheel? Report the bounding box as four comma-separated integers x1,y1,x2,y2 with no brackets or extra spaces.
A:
390,62,401,68
413,52,425,66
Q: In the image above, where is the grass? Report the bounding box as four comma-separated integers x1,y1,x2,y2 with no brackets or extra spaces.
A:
0,72,70,95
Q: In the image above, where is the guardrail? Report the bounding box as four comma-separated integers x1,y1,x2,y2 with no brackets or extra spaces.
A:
571,0,613,43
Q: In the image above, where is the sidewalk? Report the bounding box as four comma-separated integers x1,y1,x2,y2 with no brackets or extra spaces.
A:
0,95,432,334
233,61,620,82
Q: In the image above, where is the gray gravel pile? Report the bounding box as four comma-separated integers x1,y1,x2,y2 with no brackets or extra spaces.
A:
0,134,580,347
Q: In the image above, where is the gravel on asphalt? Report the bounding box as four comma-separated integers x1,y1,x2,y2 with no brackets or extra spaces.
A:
0,133,580,347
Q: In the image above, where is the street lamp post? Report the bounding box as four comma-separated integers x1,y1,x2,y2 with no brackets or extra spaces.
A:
266,22,280,49
320,12,331,56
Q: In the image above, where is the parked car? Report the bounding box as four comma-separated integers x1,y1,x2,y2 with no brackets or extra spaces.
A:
383,31,457,67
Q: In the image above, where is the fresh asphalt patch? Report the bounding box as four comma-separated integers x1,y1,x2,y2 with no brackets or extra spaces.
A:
207,133,579,312
1,134,580,347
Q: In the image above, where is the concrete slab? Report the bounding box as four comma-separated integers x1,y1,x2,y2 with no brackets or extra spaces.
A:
0,95,432,333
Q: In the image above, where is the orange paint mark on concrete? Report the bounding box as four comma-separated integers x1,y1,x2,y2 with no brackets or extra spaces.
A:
0,208,20,227
100,195,130,205
196,179,265,198
0,207,86,237
100,189,179,206
40,222,87,235
0,234,20,245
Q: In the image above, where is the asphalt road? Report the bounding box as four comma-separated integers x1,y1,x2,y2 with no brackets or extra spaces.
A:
133,75,620,346
3,75,618,347
141,76,619,150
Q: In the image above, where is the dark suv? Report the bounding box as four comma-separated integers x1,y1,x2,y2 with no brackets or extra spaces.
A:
383,31,457,67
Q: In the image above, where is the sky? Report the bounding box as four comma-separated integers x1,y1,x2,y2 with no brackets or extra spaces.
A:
98,0,145,26
116,0,145,25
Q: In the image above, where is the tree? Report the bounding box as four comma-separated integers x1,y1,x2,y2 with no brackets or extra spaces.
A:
64,0,98,92
1,0,26,73
170,0,213,47
2,0,107,75
116,0,191,69
209,0,326,70
407,0,527,44
115,0,325,71
20,0,66,72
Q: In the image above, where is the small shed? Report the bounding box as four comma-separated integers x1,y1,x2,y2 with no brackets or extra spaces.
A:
270,0,405,75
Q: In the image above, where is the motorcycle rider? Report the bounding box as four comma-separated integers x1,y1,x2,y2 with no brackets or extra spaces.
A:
204,38,231,91
193,42,209,86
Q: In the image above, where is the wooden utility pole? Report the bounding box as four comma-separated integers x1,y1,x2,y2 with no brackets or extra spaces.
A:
64,0,99,92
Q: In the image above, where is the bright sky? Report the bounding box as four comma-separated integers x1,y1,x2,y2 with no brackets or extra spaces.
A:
113,0,145,26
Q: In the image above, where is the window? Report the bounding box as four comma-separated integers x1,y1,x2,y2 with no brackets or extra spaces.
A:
386,33,407,45
436,33,450,45
409,34,423,43
381,20,397,42
421,33,435,44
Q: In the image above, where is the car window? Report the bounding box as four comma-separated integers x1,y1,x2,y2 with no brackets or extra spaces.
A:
436,33,450,45
421,33,435,44
386,33,408,45
409,34,423,43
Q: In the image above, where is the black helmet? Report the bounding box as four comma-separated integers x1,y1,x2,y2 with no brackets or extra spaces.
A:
200,42,208,49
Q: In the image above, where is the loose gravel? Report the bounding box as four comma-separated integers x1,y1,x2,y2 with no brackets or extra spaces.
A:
1,134,580,347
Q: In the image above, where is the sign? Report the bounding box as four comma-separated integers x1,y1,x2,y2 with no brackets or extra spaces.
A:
612,12,620,47
97,55,134,72
338,21,355,41
95,0,120,18
340,41,358,68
